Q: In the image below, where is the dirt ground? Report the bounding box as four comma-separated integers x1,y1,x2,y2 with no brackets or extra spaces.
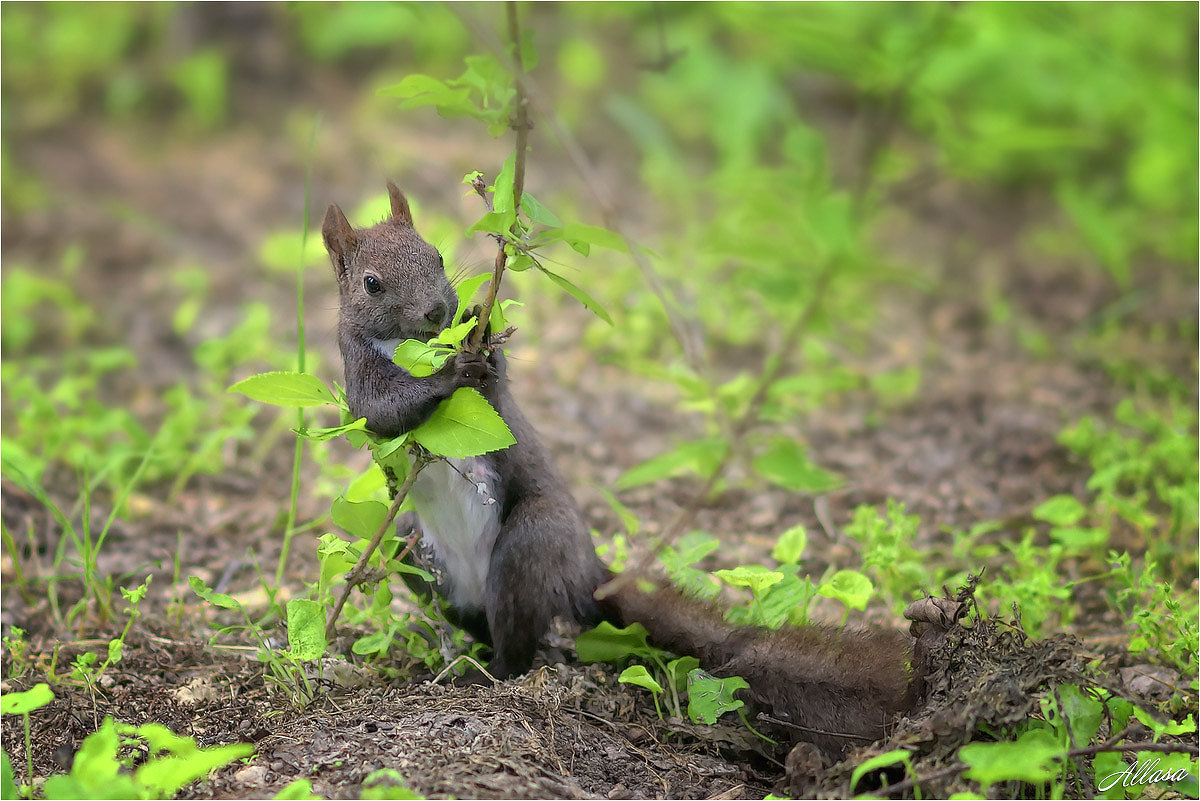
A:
2,9,1196,800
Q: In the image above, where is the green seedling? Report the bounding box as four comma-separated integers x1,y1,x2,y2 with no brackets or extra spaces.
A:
618,665,665,718
685,669,748,725
28,717,254,800
361,768,422,800
1,682,54,798
2,627,31,679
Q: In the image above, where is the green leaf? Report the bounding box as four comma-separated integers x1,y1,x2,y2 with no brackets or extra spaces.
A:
370,435,413,477
1032,495,1088,527
383,73,447,100
433,318,477,348
715,566,784,595
287,599,327,662
615,437,728,490
106,639,123,666
1132,708,1196,739
298,417,368,441
410,388,516,458
392,339,452,378
1046,684,1104,745
1,751,15,801
135,744,254,798
686,670,748,724
46,718,124,797
755,573,818,628
851,749,913,791
816,569,873,610
538,267,613,325
753,438,843,494
126,721,197,755
508,252,535,272
468,209,517,237
492,152,517,215
666,656,701,693
454,273,491,319
386,559,435,583
561,222,627,252
188,575,243,611
618,665,664,694
0,682,53,714
229,372,336,408
332,497,388,540
274,779,320,800
362,769,423,800
960,728,1063,790
576,621,666,663
382,74,475,119
345,465,387,502
771,524,808,564
521,192,561,228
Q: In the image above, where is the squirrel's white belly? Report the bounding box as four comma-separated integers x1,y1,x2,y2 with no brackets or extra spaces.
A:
409,456,502,611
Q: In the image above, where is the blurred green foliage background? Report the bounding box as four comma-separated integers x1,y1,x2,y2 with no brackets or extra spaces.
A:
1,1,1196,661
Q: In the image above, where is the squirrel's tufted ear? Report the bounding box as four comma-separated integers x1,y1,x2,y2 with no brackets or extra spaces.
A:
322,203,357,283
386,181,414,228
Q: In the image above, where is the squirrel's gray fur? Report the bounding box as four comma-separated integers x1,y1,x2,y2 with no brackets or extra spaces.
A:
323,183,609,679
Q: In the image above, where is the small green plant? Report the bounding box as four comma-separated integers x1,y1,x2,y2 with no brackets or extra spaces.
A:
2,627,31,679
955,685,1198,797
2,707,254,801
660,527,875,630
843,500,925,612
576,621,697,721
188,577,325,706
361,768,422,800
1,682,54,798
1058,399,1198,581
1107,553,1198,678
67,576,152,696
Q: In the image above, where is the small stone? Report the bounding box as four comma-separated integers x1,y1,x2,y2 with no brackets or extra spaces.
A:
1120,665,1177,700
233,764,268,785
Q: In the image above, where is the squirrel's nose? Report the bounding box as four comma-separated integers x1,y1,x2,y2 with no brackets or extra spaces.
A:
424,302,449,328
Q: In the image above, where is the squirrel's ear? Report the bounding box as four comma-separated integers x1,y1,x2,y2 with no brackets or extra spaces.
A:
322,203,357,282
386,181,414,228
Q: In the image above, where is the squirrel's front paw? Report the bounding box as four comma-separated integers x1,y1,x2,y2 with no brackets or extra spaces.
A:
447,350,489,390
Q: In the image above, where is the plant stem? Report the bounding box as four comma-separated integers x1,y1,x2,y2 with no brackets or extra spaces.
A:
449,5,703,369
468,0,529,354
506,1,528,213
277,115,321,587
23,713,32,800
324,459,426,641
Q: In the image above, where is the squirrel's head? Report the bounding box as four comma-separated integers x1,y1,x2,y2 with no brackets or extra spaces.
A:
322,182,457,342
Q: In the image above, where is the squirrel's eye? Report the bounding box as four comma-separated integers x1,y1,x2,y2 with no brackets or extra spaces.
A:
364,275,383,295
437,253,445,270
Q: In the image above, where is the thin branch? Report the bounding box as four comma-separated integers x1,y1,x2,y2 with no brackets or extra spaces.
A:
448,5,703,369
506,2,528,212
432,654,498,685
1067,740,1199,759
468,1,529,355
325,459,425,641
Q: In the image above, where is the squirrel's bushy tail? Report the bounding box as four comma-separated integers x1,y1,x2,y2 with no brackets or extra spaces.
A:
599,575,916,758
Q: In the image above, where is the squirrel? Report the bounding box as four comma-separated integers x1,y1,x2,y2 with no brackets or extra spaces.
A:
323,183,924,759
